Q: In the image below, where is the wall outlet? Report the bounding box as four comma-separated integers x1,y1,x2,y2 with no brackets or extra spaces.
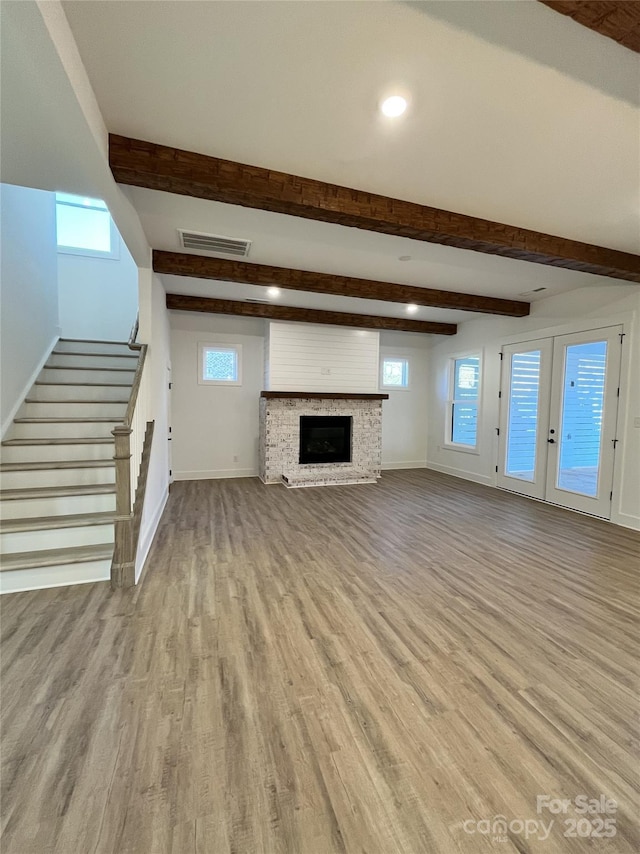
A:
634,417,640,429
321,367,331,375
233,455,239,462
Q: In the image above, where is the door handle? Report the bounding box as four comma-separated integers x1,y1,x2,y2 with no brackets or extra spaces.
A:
547,438,556,444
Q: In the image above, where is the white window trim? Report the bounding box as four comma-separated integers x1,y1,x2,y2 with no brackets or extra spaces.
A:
380,355,410,391
198,342,243,386
444,351,482,452
56,195,120,260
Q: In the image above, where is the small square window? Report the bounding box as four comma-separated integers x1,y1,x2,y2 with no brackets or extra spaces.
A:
381,356,409,389
55,193,119,259
198,344,242,385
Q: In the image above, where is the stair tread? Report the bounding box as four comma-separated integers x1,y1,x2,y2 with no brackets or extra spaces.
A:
15,417,122,423
0,483,116,500
0,543,113,571
1,459,114,472
1,512,115,533
59,338,129,345
53,350,138,359
35,381,132,387
44,365,136,372
2,438,114,446
24,399,129,404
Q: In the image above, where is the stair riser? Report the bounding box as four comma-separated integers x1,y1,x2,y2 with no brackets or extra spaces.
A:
1,525,114,554
1,443,114,464
56,341,132,355
0,492,116,519
40,368,136,384
50,354,138,369
8,422,119,440
1,466,115,490
0,560,111,594
20,401,127,418
31,385,131,402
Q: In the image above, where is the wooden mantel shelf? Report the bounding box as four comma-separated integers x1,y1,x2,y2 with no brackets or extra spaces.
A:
261,391,389,400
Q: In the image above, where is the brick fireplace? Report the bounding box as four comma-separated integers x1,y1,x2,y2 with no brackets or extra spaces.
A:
259,392,388,487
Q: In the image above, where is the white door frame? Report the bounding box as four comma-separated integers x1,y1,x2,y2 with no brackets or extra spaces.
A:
544,326,622,517
497,322,626,520
497,339,553,499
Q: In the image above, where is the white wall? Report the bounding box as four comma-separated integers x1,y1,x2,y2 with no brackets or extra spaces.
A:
0,0,149,265
169,316,431,479
57,231,138,340
268,322,379,392
380,332,429,470
1,184,59,436
135,271,171,580
170,314,266,480
427,284,640,530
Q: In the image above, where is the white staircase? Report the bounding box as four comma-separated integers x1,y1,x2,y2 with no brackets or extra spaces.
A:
0,339,138,593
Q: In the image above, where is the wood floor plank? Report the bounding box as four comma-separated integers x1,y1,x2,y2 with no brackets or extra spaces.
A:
1,470,638,853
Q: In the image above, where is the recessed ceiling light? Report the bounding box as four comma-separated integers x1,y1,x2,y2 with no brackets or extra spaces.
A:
406,304,419,314
266,287,281,298
381,95,408,118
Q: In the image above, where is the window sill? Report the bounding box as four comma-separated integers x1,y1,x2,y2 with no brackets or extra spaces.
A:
58,246,119,261
198,380,243,387
442,443,480,456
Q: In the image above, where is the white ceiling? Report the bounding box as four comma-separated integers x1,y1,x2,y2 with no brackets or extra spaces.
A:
129,184,615,324
59,0,639,325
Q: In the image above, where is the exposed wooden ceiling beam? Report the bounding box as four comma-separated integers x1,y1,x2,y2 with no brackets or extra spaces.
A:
153,251,530,318
166,294,457,335
539,1,640,52
110,135,640,283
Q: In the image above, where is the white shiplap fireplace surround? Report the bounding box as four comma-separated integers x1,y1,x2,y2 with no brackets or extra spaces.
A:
260,323,387,487
259,392,388,488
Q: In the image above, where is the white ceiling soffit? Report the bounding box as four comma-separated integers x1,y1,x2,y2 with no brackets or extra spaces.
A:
129,186,614,303
160,274,471,326
63,0,639,254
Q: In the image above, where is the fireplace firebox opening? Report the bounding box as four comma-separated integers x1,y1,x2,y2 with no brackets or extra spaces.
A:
299,415,352,465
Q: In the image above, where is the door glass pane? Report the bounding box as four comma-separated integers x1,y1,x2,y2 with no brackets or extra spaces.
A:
557,341,607,497
506,350,541,481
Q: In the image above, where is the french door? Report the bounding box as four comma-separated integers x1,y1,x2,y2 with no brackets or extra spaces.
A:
497,326,622,518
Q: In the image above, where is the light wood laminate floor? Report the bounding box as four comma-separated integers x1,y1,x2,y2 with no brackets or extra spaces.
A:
1,470,639,853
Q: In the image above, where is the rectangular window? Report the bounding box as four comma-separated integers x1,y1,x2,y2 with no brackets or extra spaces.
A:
56,192,119,259
198,343,242,385
381,356,409,389
448,354,480,447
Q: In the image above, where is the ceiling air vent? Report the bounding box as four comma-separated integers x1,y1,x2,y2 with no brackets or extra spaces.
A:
178,229,251,257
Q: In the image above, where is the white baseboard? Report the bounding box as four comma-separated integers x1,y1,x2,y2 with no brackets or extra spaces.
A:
135,487,169,583
1,333,60,439
611,511,640,532
173,468,258,481
426,461,494,486
381,461,427,471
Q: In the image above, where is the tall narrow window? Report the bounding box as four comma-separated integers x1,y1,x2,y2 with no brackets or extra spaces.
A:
55,193,119,258
448,355,480,448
